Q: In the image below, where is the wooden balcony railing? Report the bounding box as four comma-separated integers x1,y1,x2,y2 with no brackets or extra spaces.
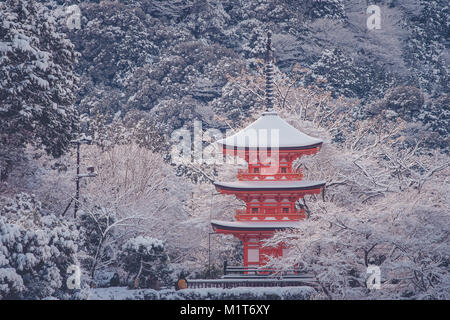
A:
224,265,303,276
237,169,303,181
235,209,305,221
187,266,317,289
187,277,317,289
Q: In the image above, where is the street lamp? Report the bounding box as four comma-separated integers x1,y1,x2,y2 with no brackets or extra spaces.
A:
62,134,97,218
207,191,223,278
208,232,221,279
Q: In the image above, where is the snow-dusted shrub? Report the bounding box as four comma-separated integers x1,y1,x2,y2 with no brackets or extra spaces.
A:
87,286,315,300
142,288,159,300
157,286,315,300
120,236,172,289
0,267,25,299
93,271,118,288
87,287,146,300
0,193,80,299
78,206,118,281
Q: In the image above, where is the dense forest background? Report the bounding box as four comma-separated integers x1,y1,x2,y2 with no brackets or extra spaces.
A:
0,0,448,299
66,0,448,150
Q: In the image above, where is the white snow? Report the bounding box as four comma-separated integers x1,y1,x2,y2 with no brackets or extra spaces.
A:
214,180,326,189
87,286,315,300
122,235,164,252
217,111,323,149
0,42,11,53
12,34,36,55
211,219,303,229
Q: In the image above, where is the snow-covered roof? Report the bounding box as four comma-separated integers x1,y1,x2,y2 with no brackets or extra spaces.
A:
211,219,302,230
214,180,326,191
217,110,323,149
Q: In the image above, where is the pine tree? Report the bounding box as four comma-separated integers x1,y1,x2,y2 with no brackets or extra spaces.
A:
120,236,172,289
0,0,79,180
0,193,81,299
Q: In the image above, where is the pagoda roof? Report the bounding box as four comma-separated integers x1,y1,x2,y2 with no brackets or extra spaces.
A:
217,110,323,150
211,219,302,231
214,180,326,191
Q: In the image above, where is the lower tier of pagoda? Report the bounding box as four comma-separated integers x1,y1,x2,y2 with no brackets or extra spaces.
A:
211,219,300,268
211,180,325,268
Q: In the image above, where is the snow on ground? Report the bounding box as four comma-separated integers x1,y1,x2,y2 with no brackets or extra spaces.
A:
87,286,316,300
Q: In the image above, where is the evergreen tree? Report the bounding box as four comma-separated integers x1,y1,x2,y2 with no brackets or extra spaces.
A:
0,193,81,299
120,236,172,289
0,0,79,179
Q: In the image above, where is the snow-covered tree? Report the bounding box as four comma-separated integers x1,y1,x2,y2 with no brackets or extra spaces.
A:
120,236,172,288
403,0,448,95
73,144,192,279
0,193,81,299
78,205,118,281
367,86,449,151
298,0,346,20
307,47,394,101
263,96,450,299
0,0,79,180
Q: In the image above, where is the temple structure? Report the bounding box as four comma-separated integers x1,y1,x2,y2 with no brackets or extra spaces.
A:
211,32,325,269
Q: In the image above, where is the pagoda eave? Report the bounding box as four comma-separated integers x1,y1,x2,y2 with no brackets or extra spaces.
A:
213,181,326,193
211,220,301,233
220,142,323,151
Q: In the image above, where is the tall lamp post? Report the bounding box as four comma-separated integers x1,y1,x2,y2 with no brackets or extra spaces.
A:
207,191,222,278
208,232,221,279
62,135,97,218
207,192,239,278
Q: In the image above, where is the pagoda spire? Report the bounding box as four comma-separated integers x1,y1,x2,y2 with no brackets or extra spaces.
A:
265,31,275,112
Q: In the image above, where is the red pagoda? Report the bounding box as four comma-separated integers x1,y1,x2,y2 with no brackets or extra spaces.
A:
211,32,325,269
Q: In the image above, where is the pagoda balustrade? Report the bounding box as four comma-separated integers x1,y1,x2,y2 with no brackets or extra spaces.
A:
237,169,303,181
235,208,305,221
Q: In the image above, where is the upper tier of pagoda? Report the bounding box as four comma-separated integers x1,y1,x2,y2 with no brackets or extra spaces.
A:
214,118,324,192
212,110,325,230
216,110,323,184
211,31,324,225
217,110,323,151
